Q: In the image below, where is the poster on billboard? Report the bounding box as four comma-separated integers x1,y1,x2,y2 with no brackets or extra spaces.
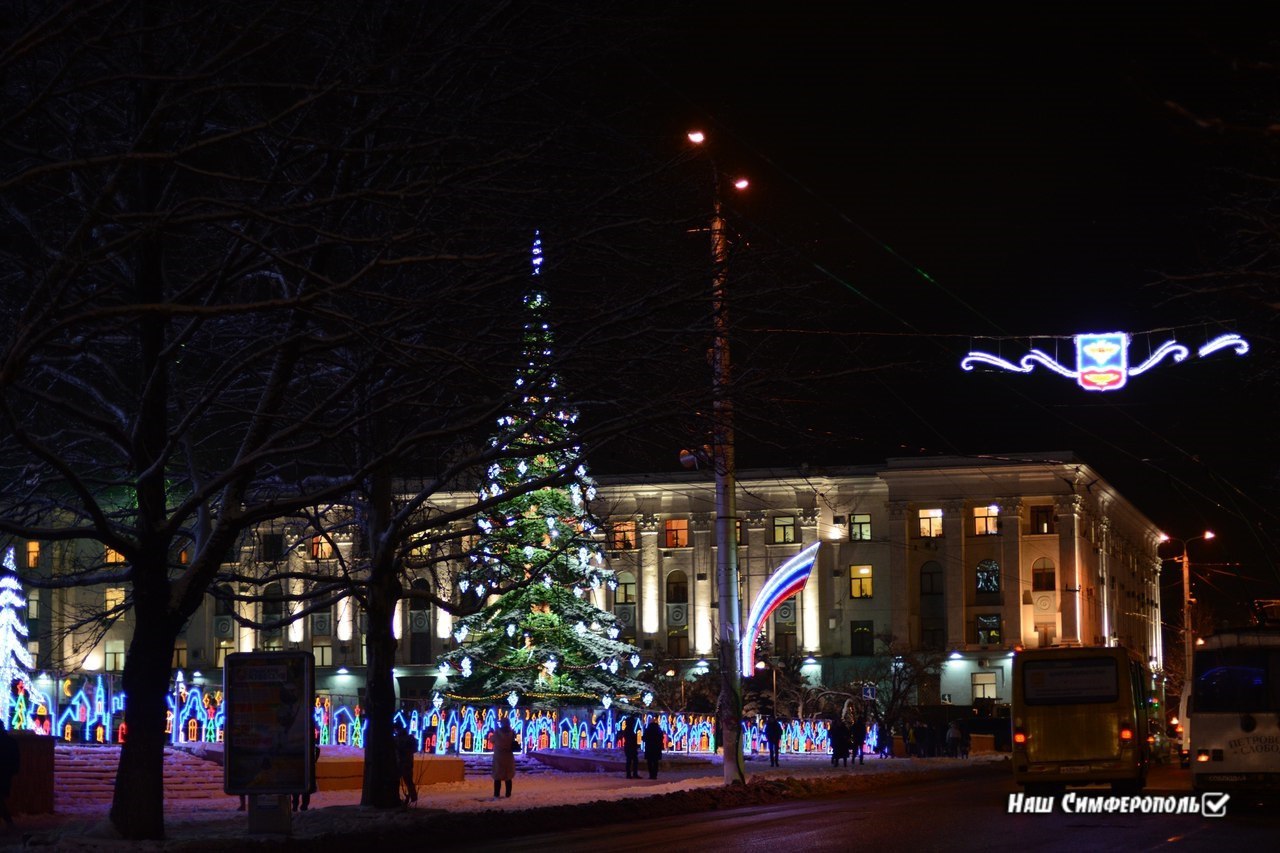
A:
223,651,314,795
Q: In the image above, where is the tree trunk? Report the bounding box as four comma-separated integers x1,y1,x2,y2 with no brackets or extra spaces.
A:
109,616,177,839
360,557,403,808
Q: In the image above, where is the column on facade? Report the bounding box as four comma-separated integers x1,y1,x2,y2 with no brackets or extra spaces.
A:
690,512,714,655
799,507,821,653
887,502,910,644
742,509,767,644
943,500,965,650
998,498,1024,648
1055,495,1084,646
639,513,660,635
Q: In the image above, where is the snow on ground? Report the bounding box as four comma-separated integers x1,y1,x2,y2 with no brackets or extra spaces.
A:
2,747,1010,851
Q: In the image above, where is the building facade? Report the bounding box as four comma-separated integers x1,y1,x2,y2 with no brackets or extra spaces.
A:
21,452,1165,710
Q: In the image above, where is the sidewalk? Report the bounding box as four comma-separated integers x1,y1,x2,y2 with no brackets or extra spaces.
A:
7,751,1011,851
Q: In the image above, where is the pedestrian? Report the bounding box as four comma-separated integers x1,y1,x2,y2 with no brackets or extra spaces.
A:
851,715,866,765
0,723,17,829
621,716,641,779
829,717,849,768
642,718,664,779
393,721,418,805
946,720,962,758
490,718,518,798
764,715,783,767
876,720,893,759
292,728,320,812
960,726,972,759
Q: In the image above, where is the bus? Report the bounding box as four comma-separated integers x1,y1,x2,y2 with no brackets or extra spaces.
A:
1011,645,1155,795
1188,622,1280,800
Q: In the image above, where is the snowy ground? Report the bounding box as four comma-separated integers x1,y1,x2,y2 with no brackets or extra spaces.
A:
4,747,1010,851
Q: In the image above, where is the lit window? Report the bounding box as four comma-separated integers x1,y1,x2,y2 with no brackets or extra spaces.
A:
973,505,999,536
26,592,39,620
976,559,1001,594
105,546,126,564
664,519,689,549
171,644,187,669
1030,505,1055,534
26,541,40,569
310,536,334,560
773,516,797,544
615,571,637,604
609,521,636,551
976,614,1002,645
849,565,873,599
918,508,943,538
972,671,998,699
312,642,333,667
105,640,126,671
849,514,872,541
105,587,126,613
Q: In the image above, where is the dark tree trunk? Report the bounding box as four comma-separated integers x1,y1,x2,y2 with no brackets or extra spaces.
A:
360,557,404,808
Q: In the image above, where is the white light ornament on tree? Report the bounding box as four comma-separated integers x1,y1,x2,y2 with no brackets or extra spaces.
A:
0,547,34,727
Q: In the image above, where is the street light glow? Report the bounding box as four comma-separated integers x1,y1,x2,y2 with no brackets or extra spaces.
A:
687,130,705,144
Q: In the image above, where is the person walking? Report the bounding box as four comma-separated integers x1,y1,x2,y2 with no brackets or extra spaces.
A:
393,721,418,805
491,718,518,798
764,715,783,767
946,720,962,758
641,718,664,779
829,717,849,768
851,715,867,765
0,723,18,829
621,716,641,778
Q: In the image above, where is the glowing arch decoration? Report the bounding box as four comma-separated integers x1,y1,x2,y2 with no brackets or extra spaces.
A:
960,332,1249,392
740,541,822,677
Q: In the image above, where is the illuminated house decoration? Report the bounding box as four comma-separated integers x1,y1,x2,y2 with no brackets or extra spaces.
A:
0,547,34,728
740,541,822,676
961,332,1249,392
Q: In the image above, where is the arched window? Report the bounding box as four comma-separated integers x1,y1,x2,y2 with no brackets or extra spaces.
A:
665,570,688,604
615,571,636,604
1032,557,1056,592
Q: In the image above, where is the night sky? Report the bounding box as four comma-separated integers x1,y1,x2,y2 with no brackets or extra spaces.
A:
622,8,1280,620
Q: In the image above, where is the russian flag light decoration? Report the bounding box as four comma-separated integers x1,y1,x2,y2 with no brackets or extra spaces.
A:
740,541,822,677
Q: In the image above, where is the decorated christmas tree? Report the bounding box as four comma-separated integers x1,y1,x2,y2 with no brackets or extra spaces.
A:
438,234,648,709
0,547,34,727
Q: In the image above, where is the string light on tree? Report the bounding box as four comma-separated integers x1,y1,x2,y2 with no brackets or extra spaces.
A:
437,233,647,709
0,547,34,727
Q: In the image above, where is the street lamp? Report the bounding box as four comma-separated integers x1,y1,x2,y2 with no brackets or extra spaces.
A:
687,129,750,786
665,668,686,709
1159,530,1214,695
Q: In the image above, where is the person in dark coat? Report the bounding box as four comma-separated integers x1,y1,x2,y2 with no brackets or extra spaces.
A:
0,723,17,829
764,715,783,767
621,716,641,779
641,719,665,779
490,718,518,798
393,721,418,805
851,715,867,765
829,717,850,767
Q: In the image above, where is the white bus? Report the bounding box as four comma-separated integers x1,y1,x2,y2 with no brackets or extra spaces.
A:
1188,625,1280,800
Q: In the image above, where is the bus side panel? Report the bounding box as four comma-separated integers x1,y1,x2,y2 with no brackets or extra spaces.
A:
1190,705,1280,793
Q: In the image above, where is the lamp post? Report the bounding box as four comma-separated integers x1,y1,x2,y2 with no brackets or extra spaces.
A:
688,130,749,786
1160,530,1214,696
665,668,686,709
755,659,777,714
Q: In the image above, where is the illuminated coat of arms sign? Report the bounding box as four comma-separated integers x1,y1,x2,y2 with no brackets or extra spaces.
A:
961,332,1248,392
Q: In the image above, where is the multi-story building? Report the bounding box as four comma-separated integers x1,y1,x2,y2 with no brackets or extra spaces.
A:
21,452,1165,711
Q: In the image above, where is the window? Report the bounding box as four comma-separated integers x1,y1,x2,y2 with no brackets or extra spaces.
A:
260,533,285,561
178,548,189,565
851,620,875,656
105,546,126,564
105,587,126,613
1032,558,1056,592
1035,622,1056,647
918,508,943,538
665,570,688,604
920,618,945,651
976,559,1001,594
664,519,689,548
773,515,797,544
263,582,284,638
171,644,187,670
972,671,998,700
1030,505,1056,534
615,571,637,604
774,629,798,656
976,613,1002,645
667,631,690,657
26,541,39,569
216,641,234,667
609,521,636,551
310,536,334,560
105,640,126,671
214,585,235,616
849,513,872,541
920,563,943,596
973,505,999,536
312,642,333,667
849,565,873,598
26,592,38,620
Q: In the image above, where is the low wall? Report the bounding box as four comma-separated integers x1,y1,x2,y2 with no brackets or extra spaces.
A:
317,754,464,791
11,732,55,815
